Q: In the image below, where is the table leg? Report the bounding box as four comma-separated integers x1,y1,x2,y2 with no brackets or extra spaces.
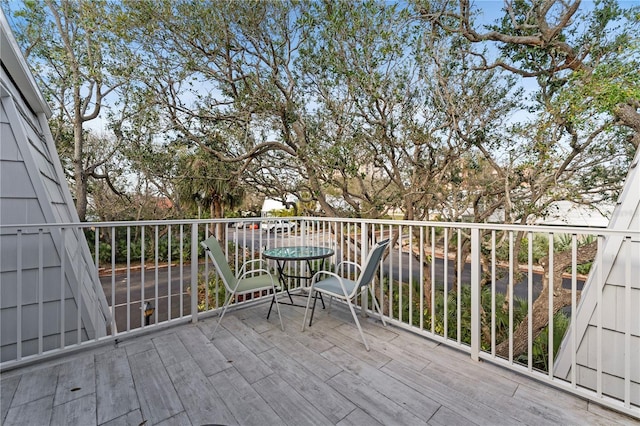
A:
268,260,292,319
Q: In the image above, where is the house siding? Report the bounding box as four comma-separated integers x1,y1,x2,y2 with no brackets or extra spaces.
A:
555,152,640,406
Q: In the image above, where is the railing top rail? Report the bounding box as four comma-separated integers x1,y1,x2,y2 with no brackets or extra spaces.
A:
1,216,637,238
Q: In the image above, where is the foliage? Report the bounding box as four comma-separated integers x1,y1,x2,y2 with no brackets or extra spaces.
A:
517,312,571,372
86,225,202,265
196,273,227,312
384,277,570,371
173,146,245,219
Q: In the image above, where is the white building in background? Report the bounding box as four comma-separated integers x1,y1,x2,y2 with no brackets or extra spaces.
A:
0,10,110,362
535,200,614,227
261,195,297,216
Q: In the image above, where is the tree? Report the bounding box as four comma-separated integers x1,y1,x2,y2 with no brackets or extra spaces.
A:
121,0,323,211
416,0,639,147
10,0,135,220
174,146,245,235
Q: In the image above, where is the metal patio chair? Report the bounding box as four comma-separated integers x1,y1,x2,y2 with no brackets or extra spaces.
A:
302,239,390,351
201,236,284,337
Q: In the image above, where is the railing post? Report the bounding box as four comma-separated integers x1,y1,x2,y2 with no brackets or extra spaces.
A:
470,228,481,362
191,223,199,324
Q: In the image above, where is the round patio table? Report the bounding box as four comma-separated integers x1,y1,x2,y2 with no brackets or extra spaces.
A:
263,246,334,318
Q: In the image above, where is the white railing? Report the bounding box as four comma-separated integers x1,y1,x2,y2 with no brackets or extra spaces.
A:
0,217,638,418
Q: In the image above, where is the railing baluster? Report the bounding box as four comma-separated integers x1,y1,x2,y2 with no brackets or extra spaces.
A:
140,226,145,327
508,231,514,364
596,234,603,396
191,223,199,323
548,233,554,380
431,226,436,334
154,225,159,325
126,226,131,331
111,227,116,334
168,226,172,320
491,230,496,357
38,229,43,354
624,237,631,407
528,231,533,371
398,225,403,323
179,225,184,318
443,227,449,341
17,229,22,360
60,227,66,349
457,228,461,344
471,228,481,361
419,226,424,331
409,226,414,326
76,227,82,344
571,234,577,388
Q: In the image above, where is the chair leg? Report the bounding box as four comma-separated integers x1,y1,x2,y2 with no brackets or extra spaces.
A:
345,296,370,351
267,293,275,319
211,293,234,338
301,285,315,331
308,290,321,326
272,284,284,331
369,287,387,326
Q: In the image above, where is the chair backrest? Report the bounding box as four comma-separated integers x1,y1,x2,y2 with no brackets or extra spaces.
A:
201,236,237,291
356,239,390,288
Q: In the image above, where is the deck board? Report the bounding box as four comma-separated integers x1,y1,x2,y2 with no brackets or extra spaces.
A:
53,354,95,406
3,395,53,426
165,358,236,426
208,327,274,384
208,366,281,426
253,373,332,425
176,325,233,377
151,332,192,368
336,408,384,426
0,374,20,422
10,364,59,406
327,370,427,425
50,394,96,426
1,301,637,425
258,347,356,424
94,348,139,425
99,409,143,426
321,345,441,422
381,359,515,426
127,348,184,424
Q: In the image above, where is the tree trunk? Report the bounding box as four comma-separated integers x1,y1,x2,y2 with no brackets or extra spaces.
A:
73,120,87,221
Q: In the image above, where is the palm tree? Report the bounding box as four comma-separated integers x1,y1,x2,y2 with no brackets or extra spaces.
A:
174,148,244,237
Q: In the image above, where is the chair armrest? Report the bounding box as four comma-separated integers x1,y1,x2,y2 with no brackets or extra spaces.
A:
336,260,361,273
237,267,272,280
238,258,268,276
310,269,342,283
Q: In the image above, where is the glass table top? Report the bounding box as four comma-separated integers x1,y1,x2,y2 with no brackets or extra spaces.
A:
263,246,334,260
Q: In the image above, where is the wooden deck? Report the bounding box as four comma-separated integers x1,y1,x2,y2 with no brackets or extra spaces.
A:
1,302,636,426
